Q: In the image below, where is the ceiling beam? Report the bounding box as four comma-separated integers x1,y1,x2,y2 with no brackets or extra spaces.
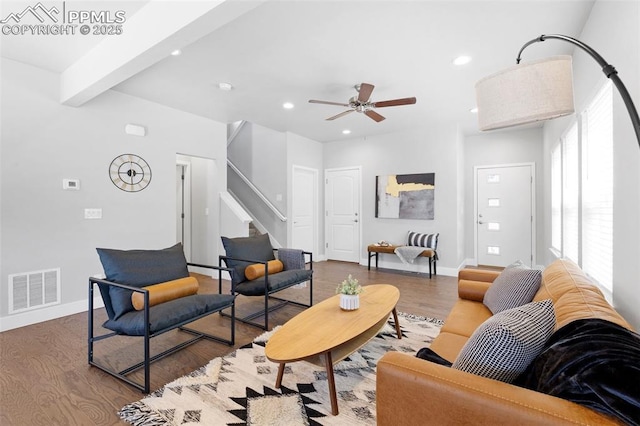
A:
60,0,265,106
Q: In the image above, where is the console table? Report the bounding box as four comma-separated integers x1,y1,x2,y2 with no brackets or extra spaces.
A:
367,244,437,278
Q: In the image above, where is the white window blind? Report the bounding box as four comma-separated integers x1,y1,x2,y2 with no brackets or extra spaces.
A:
582,82,613,291
551,143,562,253
562,123,579,263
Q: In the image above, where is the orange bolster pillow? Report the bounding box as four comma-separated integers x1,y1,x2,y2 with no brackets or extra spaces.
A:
245,260,284,280
131,277,199,310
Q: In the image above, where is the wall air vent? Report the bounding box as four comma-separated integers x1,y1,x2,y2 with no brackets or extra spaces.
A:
9,268,60,314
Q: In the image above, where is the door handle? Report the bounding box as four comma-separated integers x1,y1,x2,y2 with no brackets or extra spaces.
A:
354,219,359,223
478,221,484,225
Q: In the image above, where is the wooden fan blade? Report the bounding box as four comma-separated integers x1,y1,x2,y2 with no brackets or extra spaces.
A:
309,100,350,107
326,110,355,121
365,110,386,122
357,83,375,103
373,97,417,108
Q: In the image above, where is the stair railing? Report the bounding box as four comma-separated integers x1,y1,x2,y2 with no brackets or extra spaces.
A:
227,160,287,222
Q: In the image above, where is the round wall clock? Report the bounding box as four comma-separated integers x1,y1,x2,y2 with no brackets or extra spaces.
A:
109,154,152,192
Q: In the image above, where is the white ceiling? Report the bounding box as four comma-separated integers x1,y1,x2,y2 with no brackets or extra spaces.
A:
1,0,596,142
0,1,149,72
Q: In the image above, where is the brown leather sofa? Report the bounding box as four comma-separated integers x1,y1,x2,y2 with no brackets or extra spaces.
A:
377,259,633,425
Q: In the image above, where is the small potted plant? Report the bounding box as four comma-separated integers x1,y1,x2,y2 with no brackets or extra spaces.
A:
336,274,363,310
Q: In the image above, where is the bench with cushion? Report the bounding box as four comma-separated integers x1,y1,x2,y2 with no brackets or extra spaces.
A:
89,243,236,393
367,231,438,278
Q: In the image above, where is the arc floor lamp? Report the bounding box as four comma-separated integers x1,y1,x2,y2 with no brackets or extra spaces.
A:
475,34,640,151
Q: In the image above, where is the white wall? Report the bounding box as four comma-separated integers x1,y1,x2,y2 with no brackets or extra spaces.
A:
542,0,640,329
463,127,545,265
0,58,227,330
455,127,466,265
323,125,464,275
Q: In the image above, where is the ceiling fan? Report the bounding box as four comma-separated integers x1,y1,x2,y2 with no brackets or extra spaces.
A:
309,83,417,122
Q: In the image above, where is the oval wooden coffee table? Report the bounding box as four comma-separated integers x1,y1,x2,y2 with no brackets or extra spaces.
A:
265,284,401,415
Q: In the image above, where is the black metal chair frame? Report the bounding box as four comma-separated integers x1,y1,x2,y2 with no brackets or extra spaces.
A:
88,263,235,394
218,250,313,330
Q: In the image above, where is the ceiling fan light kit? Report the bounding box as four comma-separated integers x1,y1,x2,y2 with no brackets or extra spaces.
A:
309,82,417,122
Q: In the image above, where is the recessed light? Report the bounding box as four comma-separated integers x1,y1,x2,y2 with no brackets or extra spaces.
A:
283,102,294,109
218,82,233,91
170,49,182,56
470,107,478,113
342,129,351,135
453,55,472,66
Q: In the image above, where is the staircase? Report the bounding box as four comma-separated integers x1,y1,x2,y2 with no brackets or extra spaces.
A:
226,120,287,246
248,222,261,238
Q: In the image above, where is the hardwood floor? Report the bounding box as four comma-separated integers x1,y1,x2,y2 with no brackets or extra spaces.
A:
0,260,458,425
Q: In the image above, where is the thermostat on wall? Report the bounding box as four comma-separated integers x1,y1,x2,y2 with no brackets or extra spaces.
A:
63,179,80,190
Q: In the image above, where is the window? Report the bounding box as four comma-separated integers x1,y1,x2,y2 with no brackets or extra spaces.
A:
551,144,562,253
550,82,613,292
562,123,579,263
582,83,613,291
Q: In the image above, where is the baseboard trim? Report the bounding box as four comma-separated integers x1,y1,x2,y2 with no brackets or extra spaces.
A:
189,265,220,277
358,257,458,277
0,296,104,332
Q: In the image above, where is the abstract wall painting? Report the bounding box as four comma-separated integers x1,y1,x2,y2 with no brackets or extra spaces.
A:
376,173,435,219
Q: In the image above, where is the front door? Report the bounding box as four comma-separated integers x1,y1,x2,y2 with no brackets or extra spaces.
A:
476,164,535,267
325,167,361,262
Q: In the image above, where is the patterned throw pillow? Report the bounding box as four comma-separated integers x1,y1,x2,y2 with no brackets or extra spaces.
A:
452,299,555,383
407,231,439,249
483,266,542,314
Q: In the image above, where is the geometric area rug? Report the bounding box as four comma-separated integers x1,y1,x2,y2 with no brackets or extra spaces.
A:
119,313,443,426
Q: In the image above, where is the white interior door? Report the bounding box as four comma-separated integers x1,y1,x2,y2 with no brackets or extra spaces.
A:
176,162,192,261
292,166,317,253
476,164,534,267
325,167,361,262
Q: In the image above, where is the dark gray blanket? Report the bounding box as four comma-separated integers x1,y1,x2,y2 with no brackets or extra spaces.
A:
277,248,305,270
515,318,640,425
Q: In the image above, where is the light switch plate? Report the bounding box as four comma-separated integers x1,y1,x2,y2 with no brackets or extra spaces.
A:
84,208,102,219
